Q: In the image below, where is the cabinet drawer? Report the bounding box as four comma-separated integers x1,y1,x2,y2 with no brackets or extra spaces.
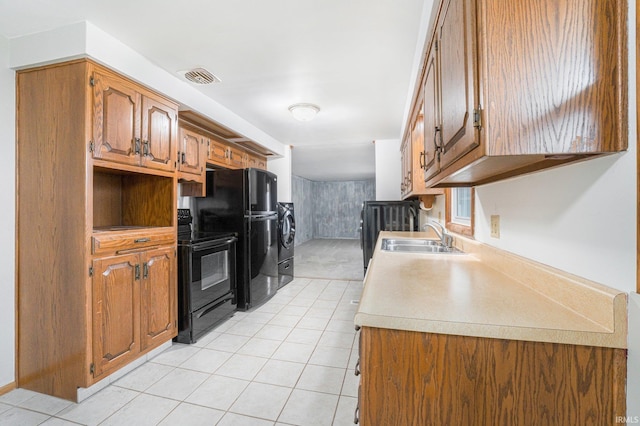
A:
92,228,176,255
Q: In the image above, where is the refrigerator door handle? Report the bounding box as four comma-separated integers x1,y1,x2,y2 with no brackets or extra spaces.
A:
246,213,278,221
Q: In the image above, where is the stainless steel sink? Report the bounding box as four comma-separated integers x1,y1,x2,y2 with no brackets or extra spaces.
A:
380,238,463,254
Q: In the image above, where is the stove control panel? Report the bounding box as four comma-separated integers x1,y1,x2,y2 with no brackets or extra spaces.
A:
177,208,192,225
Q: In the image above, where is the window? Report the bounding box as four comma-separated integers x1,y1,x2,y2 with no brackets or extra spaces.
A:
445,187,474,236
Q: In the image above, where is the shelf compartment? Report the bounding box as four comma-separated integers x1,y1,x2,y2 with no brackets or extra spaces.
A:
93,167,175,229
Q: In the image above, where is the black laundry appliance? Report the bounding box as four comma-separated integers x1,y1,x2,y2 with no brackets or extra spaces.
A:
360,200,420,273
277,202,295,288
176,208,237,344
195,168,279,310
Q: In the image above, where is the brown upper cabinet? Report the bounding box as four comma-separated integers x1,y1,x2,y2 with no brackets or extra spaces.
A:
177,125,207,182
433,0,478,175
408,0,628,188
92,70,178,174
401,95,445,199
208,136,231,167
206,134,268,170
246,151,268,169
179,110,270,172
228,145,247,169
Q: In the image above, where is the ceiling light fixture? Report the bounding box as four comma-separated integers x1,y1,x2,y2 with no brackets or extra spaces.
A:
288,103,320,122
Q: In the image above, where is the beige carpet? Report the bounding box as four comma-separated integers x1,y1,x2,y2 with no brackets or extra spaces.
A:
294,238,364,281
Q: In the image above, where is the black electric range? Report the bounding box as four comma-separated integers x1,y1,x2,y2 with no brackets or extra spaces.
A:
176,209,238,344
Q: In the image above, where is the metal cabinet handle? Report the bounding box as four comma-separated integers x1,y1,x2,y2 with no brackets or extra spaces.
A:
354,358,360,376
354,404,360,424
419,151,426,169
434,125,443,153
143,262,149,279
134,137,141,155
142,140,149,156
134,238,151,243
135,264,140,280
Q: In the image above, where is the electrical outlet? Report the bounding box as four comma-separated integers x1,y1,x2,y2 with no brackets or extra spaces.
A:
490,215,500,238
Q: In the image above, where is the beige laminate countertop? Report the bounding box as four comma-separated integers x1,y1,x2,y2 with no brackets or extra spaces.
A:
354,231,627,348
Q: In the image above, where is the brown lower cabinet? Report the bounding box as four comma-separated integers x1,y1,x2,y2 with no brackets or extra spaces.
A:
91,253,141,379
358,327,626,425
92,246,176,379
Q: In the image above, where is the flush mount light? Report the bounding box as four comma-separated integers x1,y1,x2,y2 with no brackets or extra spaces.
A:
288,103,320,122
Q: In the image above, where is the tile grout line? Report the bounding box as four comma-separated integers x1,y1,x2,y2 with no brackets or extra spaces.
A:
0,275,363,425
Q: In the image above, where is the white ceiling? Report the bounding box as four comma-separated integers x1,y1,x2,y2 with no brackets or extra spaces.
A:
0,0,430,182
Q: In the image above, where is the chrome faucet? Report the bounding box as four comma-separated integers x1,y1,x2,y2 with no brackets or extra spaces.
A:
422,220,454,248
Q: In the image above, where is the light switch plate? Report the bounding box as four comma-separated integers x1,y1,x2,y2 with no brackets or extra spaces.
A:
490,215,500,238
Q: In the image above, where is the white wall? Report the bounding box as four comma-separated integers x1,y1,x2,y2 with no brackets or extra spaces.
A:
374,139,401,200
268,145,292,202
0,34,16,387
629,293,640,418
474,152,635,292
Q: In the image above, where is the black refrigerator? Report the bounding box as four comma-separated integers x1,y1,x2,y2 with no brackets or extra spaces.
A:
194,168,279,310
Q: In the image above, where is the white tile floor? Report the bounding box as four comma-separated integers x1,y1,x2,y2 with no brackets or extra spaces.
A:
0,277,362,426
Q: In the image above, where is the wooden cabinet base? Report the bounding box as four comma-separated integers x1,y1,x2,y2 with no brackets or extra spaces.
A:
359,327,626,425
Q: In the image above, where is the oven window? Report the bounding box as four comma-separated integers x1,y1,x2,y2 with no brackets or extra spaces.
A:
201,250,229,291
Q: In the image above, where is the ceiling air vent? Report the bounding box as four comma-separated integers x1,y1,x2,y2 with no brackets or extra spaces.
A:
183,68,221,85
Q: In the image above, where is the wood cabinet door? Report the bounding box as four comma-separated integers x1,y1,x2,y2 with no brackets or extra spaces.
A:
256,157,267,170
423,45,441,181
481,0,626,155
141,96,177,172
92,254,140,378
411,101,427,193
209,138,229,167
228,146,246,169
178,127,206,178
92,71,141,167
140,246,177,351
400,137,412,197
360,327,625,424
246,153,267,170
437,0,479,169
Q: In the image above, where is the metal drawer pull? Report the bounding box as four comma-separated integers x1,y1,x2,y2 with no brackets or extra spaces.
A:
354,405,360,424
134,238,151,243
354,358,360,376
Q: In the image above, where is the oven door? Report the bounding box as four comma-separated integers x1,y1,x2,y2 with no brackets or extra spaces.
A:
188,237,237,312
